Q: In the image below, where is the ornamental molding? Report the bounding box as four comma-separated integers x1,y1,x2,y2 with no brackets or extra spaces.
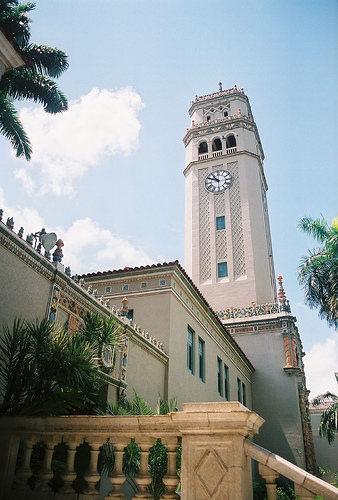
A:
183,118,257,146
0,226,55,281
54,273,111,318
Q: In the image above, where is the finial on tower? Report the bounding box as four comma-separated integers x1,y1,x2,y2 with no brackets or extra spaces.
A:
277,275,291,312
219,82,222,91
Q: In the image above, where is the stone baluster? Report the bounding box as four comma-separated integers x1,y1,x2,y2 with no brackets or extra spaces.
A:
132,442,153,499
39,438,57,491
83,439,102,496
16,437,36,489
259,463,279,500
294,484,317,499
108,441,127,499
62,438,78,494
161,441,180,499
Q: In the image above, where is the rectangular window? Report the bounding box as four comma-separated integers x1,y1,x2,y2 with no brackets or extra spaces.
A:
198,338,205,382
122,284,129,291
242,382,247,407
140,282,147,289
217,357,223,396
187,327,194,374
224,364,229,401
159,279,166,287
217,262,228,278
216,216,226,230
237,378,242,402
105,286,111,293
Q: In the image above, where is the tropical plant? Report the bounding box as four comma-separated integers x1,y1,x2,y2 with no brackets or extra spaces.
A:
0,313,123,416
0,0,68,159
312,392,338,444
97,392,179,500
98,391,177,417
81,312,125,358
253,480,299,500
298,216,338,328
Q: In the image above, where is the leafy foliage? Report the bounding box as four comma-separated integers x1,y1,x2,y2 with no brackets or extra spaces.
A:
0,0,69,159
253,480,298,500
82,312,125,357
312,392,338,444
298,216,338,328
0,313,123,416
96,392,179,499
0,318,100,415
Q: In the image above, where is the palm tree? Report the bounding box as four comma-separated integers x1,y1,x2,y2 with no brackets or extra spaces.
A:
298,216,338,328
0,0,68,160
0,313,124,416
312,392,338,444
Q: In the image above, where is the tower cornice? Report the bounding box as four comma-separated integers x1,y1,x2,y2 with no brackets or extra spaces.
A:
183,150,268,191
183,115,265,162
188,87,248,116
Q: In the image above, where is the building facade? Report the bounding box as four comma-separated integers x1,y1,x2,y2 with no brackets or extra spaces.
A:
0,85,316,475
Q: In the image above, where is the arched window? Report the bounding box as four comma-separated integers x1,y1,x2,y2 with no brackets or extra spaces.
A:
226,134,236,149
212,138,222,152
198,142,208,154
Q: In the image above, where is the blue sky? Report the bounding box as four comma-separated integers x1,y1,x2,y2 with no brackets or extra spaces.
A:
1,0,337,396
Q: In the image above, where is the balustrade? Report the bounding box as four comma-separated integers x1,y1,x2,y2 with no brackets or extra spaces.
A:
1,404,337,500
62,438,77,494
83,439,101,496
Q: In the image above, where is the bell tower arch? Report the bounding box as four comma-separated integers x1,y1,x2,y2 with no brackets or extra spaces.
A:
183,84,276,311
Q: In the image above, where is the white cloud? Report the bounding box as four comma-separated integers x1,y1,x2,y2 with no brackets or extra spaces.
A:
0,192,154,274
14,87,145,196
304,333,338,398
55,217,154,275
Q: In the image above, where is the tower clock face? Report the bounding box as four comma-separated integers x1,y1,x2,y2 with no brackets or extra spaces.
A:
205,170,233,193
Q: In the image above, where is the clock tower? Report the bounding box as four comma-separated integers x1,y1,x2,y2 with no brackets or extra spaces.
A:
183,84,277,311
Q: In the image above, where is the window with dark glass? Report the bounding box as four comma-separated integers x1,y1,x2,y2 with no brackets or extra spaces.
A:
198,338,205,382
242,382,247,406
224,364,229,401
217,262,228,278
237,378,242,402
216,216,225,230
217,357,223,395
187,327,194,373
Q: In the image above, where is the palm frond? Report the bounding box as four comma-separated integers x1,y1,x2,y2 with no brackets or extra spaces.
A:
0,2,35,47
312,392,338,406
0,68,68,113
298,216,330,244
298,217,338,328
23,44,69,77
319,402,338,445
0,91,32,159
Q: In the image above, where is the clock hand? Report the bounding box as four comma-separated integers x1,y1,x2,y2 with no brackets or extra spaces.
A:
211,175,220,182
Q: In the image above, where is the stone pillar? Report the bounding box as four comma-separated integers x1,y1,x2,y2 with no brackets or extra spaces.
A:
16,437,36,490
108,442,127,499
83,440,101,497
62,438,78,494
161,440,180,499
131,442,153,499
40,438,58,491
259,464,279,500
172,402,264,500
